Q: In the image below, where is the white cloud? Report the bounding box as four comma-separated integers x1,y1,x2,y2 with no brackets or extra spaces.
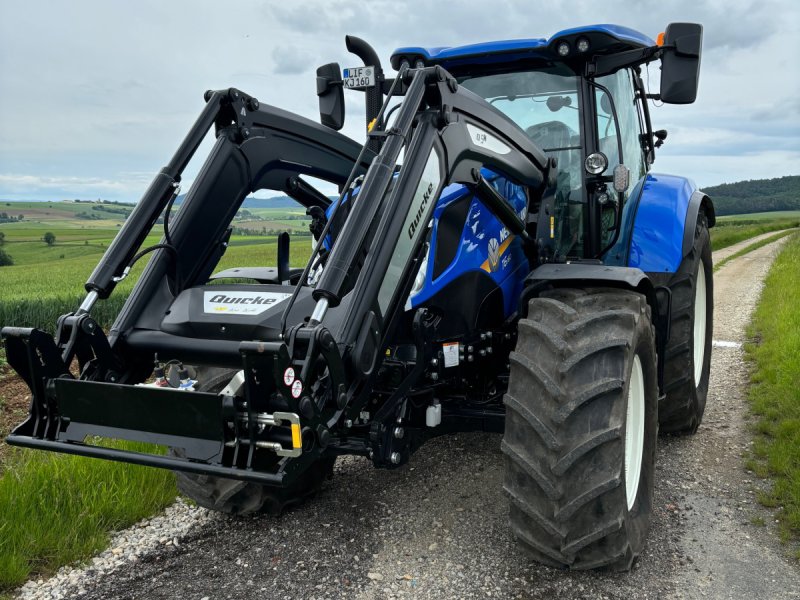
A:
0,0,797,201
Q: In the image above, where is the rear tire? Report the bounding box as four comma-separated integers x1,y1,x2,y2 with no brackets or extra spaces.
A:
503,288,658,570
171,367,334,516
659,210,713,434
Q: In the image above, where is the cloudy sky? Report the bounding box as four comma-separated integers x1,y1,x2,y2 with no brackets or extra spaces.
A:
0,0,798,202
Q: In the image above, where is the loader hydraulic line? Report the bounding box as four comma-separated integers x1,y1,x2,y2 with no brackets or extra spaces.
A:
312,66,432,309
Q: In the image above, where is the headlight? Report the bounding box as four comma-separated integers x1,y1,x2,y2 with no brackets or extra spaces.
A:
584,152,608,175
557,41,570,57
576,38,590,53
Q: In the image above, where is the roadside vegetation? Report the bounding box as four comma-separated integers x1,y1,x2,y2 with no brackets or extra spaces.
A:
0,442,176,591
710,214,799,252
744,233,800,557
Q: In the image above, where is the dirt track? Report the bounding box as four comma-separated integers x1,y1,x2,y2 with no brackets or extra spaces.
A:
17,236,800,600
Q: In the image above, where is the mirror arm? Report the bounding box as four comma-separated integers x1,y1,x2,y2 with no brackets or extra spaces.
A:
587,45,663,78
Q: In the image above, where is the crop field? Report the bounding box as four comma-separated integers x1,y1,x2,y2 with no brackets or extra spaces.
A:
0,235,312,333
1,207,798,334
716,210,800,222
709,214,799,251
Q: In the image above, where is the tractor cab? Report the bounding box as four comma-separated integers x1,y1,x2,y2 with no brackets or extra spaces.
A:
388,24,702,261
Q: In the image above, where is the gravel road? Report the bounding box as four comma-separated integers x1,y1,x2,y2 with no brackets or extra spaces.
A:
15,235,800,600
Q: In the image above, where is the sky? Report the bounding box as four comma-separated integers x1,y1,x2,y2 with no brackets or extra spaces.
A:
0,0,798,202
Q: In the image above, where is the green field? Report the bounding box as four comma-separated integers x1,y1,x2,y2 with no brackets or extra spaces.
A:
0,201,313,334
2,205,798,332
710,213,799,252
745,233,800,556
717,210,800,223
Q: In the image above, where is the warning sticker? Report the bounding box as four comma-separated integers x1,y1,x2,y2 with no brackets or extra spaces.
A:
283,367,295,386
443,342,460,368
291,379,303,399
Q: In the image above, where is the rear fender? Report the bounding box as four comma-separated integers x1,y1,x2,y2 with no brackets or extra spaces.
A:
521,263,671,392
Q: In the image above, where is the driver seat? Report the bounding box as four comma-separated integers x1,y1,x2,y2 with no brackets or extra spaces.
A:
525,120,573,152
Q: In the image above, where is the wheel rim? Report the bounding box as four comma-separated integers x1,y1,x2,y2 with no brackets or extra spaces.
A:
625,355,645,511
693,261,707,387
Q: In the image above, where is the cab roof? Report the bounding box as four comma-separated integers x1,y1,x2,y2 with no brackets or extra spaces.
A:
390,24,656,71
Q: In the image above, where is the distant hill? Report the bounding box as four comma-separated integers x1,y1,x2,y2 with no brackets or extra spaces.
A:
703,175,800,216
2,176,796,218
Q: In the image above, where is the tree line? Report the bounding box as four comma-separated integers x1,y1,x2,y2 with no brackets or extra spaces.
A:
704,175,800,216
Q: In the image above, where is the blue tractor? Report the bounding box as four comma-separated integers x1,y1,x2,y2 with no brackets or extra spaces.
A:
3,23,710,570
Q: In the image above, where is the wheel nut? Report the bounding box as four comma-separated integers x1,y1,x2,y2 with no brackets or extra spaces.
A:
390,452,401,465
393,427,405,439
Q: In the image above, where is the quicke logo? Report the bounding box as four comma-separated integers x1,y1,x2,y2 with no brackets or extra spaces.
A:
209,294,279,306
407,182,435,240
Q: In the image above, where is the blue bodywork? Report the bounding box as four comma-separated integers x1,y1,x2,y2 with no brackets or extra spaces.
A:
325,170,530,319
408,171,529,316
605,174,700,273
326,24,701,322
392,24,654,67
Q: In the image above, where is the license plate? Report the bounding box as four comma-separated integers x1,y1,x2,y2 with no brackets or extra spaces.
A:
343,66,376,89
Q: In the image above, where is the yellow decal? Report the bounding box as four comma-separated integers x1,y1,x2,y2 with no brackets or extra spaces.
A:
480,235,515,272
291,423,302,449
550,215,555,239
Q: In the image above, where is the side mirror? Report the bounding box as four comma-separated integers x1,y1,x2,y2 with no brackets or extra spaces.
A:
660,22,703,104
317,63,345,130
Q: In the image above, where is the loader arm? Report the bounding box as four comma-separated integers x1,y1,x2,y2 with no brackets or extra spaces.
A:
3,66,551,483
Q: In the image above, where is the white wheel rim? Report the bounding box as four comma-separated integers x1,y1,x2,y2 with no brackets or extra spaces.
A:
693,261,707,387
625,355,645,511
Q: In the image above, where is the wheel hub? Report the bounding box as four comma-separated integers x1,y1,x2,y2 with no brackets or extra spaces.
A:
693,262,707,386
625,355,645,510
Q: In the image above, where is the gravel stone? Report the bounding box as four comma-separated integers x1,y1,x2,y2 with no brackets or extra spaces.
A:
14,499,214,600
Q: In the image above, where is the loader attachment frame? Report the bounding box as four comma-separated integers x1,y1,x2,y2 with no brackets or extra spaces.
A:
3,66,551,483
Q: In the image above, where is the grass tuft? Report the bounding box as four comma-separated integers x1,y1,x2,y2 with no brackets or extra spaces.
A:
745,233,800,551
0,442,176,592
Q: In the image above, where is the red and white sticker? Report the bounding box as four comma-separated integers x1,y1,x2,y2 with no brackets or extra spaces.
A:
291,379,303,399
283,367,295,386
442,342,459,368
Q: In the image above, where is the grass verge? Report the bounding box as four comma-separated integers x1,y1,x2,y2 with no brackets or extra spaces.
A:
714,230,796,272
744,233,800,557
0,443,176,593
710,218,799,251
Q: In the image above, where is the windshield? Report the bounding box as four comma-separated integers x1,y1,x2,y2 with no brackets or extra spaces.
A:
460,68,581,187
459,67,585,258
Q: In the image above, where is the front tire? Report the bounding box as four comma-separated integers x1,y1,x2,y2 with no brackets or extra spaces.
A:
502,288,659,570
659,210,713,434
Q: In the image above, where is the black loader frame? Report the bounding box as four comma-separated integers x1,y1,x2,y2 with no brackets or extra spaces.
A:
4,66,558,484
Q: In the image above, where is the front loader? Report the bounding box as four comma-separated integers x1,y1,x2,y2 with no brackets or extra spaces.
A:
3,23,712,570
